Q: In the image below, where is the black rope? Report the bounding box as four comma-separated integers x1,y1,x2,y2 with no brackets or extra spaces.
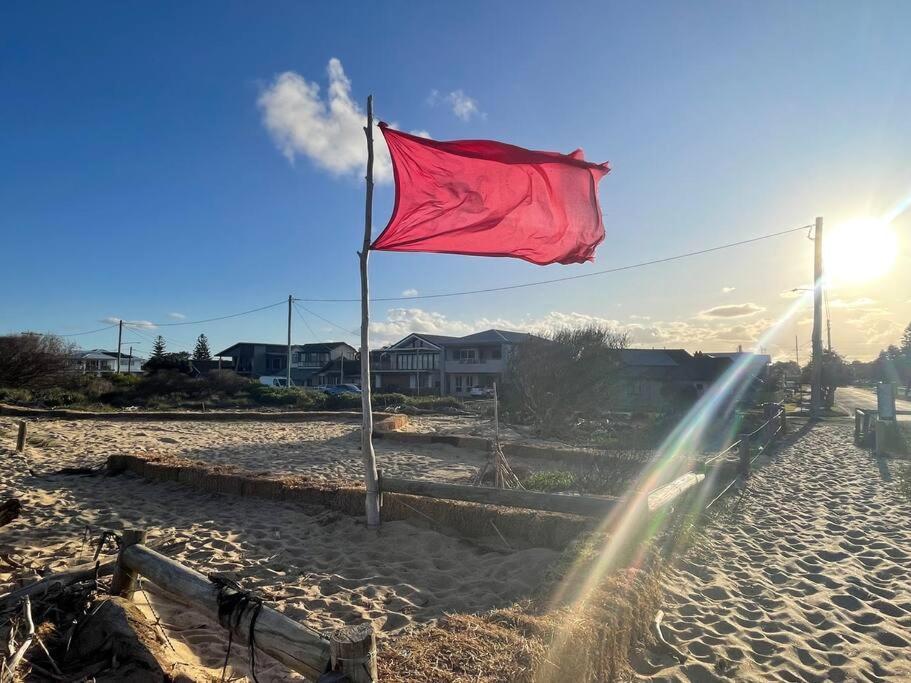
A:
209,575,264,683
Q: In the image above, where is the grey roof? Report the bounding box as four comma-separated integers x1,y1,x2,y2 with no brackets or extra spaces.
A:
216,341,354,357
444,329,533,346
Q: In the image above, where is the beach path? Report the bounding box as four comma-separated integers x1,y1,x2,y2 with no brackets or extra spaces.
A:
638,422,911,682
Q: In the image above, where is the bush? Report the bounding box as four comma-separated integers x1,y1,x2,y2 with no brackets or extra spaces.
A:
522,470,576,492
205,370,250,395
0,333,73,390
0,387,34,404
36,387,87,407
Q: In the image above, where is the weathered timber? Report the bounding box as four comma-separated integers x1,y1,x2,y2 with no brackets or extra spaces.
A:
0,559,116,613
120,544,331,680
647,472,705,512
380,476,617,517
111,529,147,599
15,421,27,453
330,623,377,682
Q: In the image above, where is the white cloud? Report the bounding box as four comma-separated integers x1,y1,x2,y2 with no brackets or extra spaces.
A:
698,303,765,319
168,312,186,320
401,289,419,297
101,317,157,330
828,297,876,309
721,286,736,294
258,59,394,183
427,89,483,121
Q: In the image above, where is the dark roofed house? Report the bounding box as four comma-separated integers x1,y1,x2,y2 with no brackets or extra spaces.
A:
617,348,734,410
215,341,356,386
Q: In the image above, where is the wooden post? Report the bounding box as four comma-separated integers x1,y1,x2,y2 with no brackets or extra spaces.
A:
359,95,380,528
738,434,750,477
854,410,862,443
780,406,788,435
111,528,147,599
810,216,824,418
15,421,27,453
330,623,377,683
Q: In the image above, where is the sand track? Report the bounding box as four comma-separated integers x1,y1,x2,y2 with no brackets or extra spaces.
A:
639,423,911,682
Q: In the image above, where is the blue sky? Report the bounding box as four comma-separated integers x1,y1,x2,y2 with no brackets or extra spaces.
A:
2,1,909,360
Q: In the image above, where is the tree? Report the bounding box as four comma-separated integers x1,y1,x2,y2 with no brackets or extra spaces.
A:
151,336,166,358
193,334,211,361
143,351,192,374
0,333,73,389
820,349,851,407
501,323,628,435
901,321,911,356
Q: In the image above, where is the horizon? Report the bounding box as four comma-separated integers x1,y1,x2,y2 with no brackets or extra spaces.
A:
2,1,909,361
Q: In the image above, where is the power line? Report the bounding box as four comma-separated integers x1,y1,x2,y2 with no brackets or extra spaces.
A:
291,304,319,341
58,324,119,337
293,301,358,338
150,300,288,327
296,223,815,303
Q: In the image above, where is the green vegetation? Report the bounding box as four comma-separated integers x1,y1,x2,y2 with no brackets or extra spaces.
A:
522,470,576,492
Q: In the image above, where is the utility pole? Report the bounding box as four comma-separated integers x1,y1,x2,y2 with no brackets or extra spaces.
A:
116,319,123,374
128,345,133,374
795,335,799,367
826,317,832,352
810,216,824,418
287,295,293,388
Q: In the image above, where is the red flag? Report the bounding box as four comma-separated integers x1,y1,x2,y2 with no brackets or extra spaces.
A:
371,124,610,265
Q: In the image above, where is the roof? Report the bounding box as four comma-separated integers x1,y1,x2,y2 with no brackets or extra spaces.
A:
215,341,354,357
619,349,690,367
71,349,118,361
444,329,534,346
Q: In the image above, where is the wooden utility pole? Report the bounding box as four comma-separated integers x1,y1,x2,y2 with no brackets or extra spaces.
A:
360,96,381,528
128,345,133,374
810,216,824,418
795,335,799,367
826,317,832,352
287,294,293,388
116,319,123,374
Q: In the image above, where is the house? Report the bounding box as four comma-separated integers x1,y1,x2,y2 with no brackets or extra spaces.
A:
215,341,356,385
705,351,772,382
70,349,146,375
617,349,733,409
372,329,533,396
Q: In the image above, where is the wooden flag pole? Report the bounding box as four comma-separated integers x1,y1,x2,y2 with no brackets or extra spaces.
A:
360,95,381,528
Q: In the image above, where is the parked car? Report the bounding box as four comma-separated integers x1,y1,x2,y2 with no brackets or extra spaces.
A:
259,376,295,388
323,384,362,396
469,386,495,398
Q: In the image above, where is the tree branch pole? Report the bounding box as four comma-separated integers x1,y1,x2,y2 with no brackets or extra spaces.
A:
360,95,381,528
810,216,824,418
287,294,293,388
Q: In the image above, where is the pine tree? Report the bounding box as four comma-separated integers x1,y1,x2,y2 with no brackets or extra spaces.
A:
193,334,212,361
151,335,166,358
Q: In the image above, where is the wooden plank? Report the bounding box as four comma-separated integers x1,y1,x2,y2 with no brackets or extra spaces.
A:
381,476,617,517
647,472,705,512
121,544,330,679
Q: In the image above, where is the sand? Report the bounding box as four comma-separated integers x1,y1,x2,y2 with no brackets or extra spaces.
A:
638,422,911,682
0,417,559,681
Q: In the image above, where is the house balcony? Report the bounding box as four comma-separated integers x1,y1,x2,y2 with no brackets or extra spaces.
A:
444,359,505,374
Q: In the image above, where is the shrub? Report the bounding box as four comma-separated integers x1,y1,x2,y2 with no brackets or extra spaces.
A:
204,370,251,395
373,393,409,409
0,387,34,404
0,333,73,390
36,387,86,407
325,392,362,411
523,470,576,492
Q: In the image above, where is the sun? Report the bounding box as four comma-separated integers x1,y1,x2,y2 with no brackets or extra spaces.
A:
824,218,899,285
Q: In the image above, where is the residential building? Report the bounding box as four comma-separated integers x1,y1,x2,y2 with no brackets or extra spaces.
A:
372,329,533,396
70,349,145,375
617,349,733,409
215,341,356,385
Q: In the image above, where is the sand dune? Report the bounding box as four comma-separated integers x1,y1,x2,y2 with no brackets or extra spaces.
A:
638,423,911,682
0,417,558,681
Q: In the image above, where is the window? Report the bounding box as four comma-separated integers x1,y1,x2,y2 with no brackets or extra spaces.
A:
491,348,502,360
458,349,477,363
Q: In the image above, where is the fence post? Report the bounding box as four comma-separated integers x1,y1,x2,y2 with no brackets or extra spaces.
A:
330,623,377,683
738,434,750,478
15,421,27,453
854,410,862,444
111,529,147,599
780,405,788,435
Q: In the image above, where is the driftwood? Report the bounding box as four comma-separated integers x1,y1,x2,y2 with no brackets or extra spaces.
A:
647,473,705,512
0,559,116,614
0,500,20,528
2,596,34,682
381,475,618,517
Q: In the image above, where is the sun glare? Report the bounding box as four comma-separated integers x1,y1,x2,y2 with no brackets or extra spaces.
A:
824,218,898,284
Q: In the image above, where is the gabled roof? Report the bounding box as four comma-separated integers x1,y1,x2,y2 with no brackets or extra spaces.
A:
619,349,690,367
445,329,534,346
386,332,460,350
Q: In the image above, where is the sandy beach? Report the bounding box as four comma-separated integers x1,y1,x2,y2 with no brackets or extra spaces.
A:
637,422,911,682
0,416,559,681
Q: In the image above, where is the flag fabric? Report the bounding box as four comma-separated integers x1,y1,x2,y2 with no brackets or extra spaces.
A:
371,124,610,265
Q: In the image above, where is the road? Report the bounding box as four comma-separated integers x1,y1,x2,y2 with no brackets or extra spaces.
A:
835,385,911,420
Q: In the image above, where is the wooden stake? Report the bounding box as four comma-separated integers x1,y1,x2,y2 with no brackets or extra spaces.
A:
738,434,750,478
360,95,380,528
330,623,377,683
15,421,27,453
111,528,147,599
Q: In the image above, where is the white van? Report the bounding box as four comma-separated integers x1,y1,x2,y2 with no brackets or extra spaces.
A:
259,376,296,388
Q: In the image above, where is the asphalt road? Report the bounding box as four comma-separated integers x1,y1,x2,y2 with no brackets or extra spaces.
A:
835,385,911,420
